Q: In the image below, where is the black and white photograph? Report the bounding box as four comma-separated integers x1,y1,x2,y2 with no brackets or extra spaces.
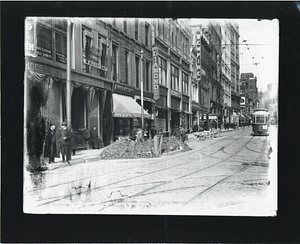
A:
23,16,279,216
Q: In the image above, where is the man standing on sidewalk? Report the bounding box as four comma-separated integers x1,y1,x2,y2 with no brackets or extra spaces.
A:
58,122,71,165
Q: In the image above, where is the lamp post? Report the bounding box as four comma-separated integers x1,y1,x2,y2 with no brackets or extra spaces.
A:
141,49,144,129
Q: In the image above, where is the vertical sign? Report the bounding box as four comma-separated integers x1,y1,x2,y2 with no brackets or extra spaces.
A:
196,30,202,82
152,46,160,100
25,17,37,57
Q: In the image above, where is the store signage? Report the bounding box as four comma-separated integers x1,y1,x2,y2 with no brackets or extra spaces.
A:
240,96,245,105
25,18,37,57
113,83,134,94
152,46,160,100
36,23,53,60
25,60,65,78
196,30,202,81
83,45,107,71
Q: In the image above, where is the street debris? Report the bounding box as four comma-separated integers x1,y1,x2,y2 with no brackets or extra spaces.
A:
99,137,192,160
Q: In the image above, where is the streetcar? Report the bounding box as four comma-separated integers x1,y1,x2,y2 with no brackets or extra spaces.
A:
251,108,270,135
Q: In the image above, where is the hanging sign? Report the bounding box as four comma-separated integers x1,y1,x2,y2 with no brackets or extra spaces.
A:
196,30,202,82
152,46,160,100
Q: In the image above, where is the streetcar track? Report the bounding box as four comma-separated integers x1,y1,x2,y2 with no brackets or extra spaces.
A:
33,128,259,209
27,129,248,193
174,136,268,212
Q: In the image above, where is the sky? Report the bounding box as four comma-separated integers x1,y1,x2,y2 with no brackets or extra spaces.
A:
189,18,279,94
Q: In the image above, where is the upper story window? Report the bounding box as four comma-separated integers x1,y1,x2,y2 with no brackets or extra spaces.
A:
82,27,93,74
171,65,179,91
123,19,127,34
135,55,140,88
124,49,129,84
135,19,139,41
182,72,188,95
145,24,150,47
36,23,53,60
146,61,150,91
97,35,108,78
158,57,167,86
112,44,118,81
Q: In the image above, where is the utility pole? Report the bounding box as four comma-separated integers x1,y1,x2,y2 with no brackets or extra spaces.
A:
141,49,144,129
66,18,72,129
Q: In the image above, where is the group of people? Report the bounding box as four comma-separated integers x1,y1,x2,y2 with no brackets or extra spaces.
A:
43,122,100,165
43,121,72,165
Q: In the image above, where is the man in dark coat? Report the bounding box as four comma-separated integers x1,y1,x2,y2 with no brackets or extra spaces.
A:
57,122,71,164
91,126,99,149
70,128,78,155
44,124,60,163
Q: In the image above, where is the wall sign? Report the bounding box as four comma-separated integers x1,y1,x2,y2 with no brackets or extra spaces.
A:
152,46,160,100
25,18,37,57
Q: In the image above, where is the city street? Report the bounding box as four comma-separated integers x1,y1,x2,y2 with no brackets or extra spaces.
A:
24,125,277,216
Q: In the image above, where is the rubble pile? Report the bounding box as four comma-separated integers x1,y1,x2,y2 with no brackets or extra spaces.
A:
99,137,191,160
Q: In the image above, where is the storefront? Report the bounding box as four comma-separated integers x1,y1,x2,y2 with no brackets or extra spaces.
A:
112,83,150,140
154,85,168,134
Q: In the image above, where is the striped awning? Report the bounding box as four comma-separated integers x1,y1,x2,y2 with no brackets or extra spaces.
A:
112,93,150,118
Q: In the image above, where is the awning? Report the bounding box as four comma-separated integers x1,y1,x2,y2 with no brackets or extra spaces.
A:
112,93,150,118
134,95,155,103
239,113,246,118
233,112,238,117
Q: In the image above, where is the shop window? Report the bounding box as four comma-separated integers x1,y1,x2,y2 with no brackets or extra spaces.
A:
112,44,117,81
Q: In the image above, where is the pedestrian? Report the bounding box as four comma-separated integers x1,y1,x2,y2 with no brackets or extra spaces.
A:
130,126,137,141
70,128,78,156
91,126,99,149
193,122,199,132
44,123,60,164
57,121,71,165
150,124,157,139
179,125,186,143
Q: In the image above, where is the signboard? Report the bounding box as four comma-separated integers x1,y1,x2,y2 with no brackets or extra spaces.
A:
36,23,53,60
240,96,245,105
113,83,134,94
196,30,202,82
152,46,160,100
25,18,37,57
171,89,181,98
55,32,67,64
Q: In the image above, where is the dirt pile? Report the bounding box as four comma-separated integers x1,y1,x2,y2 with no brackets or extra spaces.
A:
100,137,191,160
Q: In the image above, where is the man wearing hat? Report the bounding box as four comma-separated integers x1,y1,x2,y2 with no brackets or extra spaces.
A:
58,121,71,165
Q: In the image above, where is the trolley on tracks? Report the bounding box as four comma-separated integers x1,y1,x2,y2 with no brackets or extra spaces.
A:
251,108,270,135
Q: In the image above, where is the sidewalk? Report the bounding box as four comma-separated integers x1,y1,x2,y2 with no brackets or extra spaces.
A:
47,148,105,170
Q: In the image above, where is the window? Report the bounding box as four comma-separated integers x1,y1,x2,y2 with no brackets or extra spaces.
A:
146,61,150,91
135,56,140,88
82,27,92,73
112,44,117,81
145,24,149,47
135,19,139,41
171,65,179,91
123,19,127,33
125,50,129,84
158,57,167,86
55,32,67,64
36,23,53,60
113,18,116,26
192,83,198,102
182,72,188,95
